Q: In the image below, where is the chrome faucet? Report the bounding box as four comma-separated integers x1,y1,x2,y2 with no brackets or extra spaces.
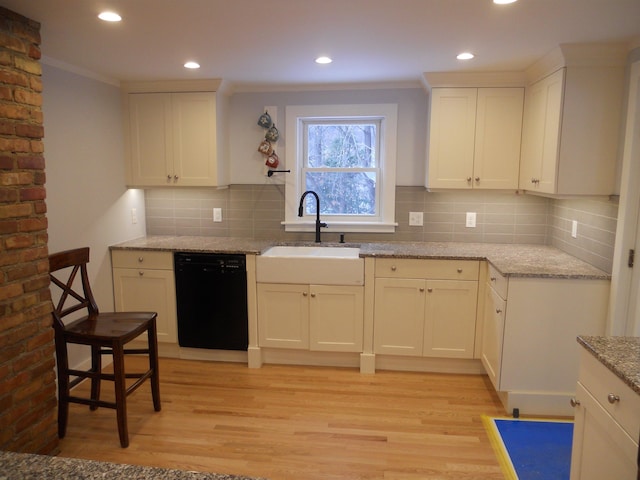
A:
298,190,327,243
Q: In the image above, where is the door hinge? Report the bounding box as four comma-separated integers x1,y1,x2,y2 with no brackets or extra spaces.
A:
628,249,635,268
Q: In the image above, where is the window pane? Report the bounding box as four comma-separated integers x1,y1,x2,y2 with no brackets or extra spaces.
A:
305,172,376,215
307,124,376,168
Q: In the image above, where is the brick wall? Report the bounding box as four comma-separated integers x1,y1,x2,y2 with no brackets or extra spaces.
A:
0,7,58,454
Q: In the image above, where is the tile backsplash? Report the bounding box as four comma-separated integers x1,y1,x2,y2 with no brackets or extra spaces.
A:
145,186,619,273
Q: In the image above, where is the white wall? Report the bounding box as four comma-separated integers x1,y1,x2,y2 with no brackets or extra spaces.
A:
42,64,146,316
228,87,428,185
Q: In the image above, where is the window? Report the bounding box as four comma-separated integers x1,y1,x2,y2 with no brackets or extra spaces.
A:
284,104,397,233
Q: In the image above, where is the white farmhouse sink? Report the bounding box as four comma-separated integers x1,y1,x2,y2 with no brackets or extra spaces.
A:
256,246,364,285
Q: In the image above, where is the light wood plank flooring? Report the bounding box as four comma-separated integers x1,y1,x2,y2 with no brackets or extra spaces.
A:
58,357,507,480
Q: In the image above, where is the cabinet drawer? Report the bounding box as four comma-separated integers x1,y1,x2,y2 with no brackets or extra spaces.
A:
579,349,640,440
375,258,479,280
111,250,174,270
487,263,508,299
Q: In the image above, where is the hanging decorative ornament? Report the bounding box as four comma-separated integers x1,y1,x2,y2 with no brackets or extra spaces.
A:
265,124,279,142
257,110,272,129
258,139,274,156
265,152,279,168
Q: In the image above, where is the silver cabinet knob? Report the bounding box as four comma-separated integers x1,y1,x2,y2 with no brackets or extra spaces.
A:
607,393,620,404
310,293,316,298
427,288,433,293
391,265,397,271
419,287,425,292
457,268,463,273
138,271,144,276
570,398,580,407
302,291,308,297
496,308,502,314
475,177,480,182
174,175,179,180
138,256,144,262
466,177,472,182
490,277,496,282
167,175,172,180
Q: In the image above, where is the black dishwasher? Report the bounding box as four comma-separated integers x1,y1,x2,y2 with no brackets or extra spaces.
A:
174,252,248,350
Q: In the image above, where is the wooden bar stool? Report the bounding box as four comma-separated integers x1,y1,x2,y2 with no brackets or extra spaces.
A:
48,247,161,448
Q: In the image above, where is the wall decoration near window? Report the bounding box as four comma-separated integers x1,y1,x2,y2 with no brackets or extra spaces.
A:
257,110,281,170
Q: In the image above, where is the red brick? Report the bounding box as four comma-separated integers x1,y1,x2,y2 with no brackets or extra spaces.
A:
23,275,49,293
0,281,22,301
0,171,33,185
0,155,13,168
0,137,30,152
0,68,28,87
0,103,30,120
18,217,47,232
33,200,46,214
29,76,41,92
14,56,40,75
19,187,45,201
29,140,43,153
5,233,34,249
0,31,26,55
15,124,42,138
14,89,40,107
5,262,36,281
0,189,18,202
16,155,43,169
26,329,53,351
0,50,11,66
12,19,41,46
27,44,41,60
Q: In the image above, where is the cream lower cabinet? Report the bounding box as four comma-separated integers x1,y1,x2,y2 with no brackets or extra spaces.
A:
111,250,177,344
570,349,640,480
373,259,479,359
257,283,364,352
480,263,508,390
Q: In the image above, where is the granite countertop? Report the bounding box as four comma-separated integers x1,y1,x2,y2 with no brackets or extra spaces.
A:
0,451,266,480
110,235,610,280
577,336,640,395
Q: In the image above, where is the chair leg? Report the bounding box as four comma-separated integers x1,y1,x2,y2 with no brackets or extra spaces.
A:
90,345,101,411
112,342,129,448
148,321,161,412
56,363,70,439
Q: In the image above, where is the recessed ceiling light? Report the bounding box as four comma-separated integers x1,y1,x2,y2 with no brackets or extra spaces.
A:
493,0,518,4
98,11,122,22
315,56,332,65
184,61,201,69
457,52,475,60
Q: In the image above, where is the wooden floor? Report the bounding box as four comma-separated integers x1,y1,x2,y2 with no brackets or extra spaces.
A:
58,357,508,480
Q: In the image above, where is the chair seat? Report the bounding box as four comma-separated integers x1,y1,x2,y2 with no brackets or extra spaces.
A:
64,312,157,343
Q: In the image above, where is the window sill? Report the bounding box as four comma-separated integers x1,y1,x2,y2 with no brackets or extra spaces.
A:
282,221,397,234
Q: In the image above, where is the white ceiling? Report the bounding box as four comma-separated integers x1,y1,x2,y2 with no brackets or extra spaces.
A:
1,0,639,90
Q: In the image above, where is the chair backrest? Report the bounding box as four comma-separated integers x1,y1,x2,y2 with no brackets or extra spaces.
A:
49,247,99,330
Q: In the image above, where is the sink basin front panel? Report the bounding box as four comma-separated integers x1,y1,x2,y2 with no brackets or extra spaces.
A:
256,255,364,285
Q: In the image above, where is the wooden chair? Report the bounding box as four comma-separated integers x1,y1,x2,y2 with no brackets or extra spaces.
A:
48,247,161,448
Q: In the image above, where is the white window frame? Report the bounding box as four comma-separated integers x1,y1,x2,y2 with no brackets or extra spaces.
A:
284,104,398,233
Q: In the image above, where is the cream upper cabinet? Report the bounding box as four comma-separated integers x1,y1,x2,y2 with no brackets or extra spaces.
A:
123,80,228,188
257,283,364,353
427,87,523,190
570,349,640,480
519,64,625,195
373,259,479,359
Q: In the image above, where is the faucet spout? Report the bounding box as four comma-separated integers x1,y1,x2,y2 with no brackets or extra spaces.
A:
298,190,327,243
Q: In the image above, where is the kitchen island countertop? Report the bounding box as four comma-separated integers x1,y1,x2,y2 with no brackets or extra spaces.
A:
577,335,640,395
110,235,610,280
0,451,266,480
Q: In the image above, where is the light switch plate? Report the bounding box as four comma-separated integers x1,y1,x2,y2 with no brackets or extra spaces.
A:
131,208,137,224
409,212,423,226
466,212,476,228
213,208,222,222
571,220,578,238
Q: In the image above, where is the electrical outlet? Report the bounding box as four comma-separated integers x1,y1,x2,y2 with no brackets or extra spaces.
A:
213,208,222,222
409,212,423,226
466,212,476,228
571,220,578,238
131,208,137,224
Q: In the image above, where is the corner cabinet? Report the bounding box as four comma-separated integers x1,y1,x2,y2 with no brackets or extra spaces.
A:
111,250,177,344
257,283,364,353
427,87,523,190
123,80,228,188
373,259,479,358
570,349,640,480
519,63,625,195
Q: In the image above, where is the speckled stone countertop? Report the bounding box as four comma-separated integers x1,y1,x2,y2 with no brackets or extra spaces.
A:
0,451,266,480
577,336,640,395
110,236,610,280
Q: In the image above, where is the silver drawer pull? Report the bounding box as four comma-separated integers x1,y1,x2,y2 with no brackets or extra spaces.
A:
570,398,580,407
495,308,502,314
457,268,463,273
607,393,620,404
138,271,144,276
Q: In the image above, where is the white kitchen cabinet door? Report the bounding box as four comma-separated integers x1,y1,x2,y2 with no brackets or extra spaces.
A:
570,382,639,480
128,93,173,186
373,278,426,356
428,88,477,189
480,284,506,390
309,285,364,352
473,88,523,189
519,68,563,194
423,279,478,359
112,267,177,344
257,283,309,349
